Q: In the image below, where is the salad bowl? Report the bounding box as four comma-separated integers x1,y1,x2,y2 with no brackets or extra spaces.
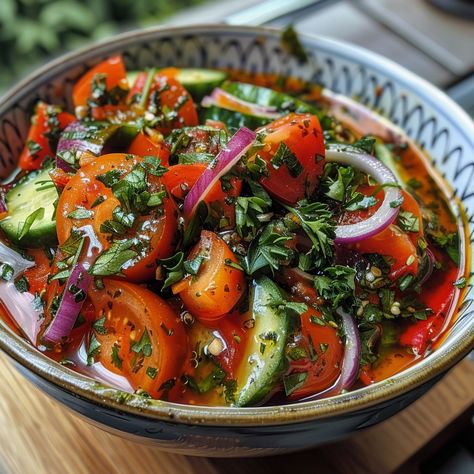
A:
0,24,472,457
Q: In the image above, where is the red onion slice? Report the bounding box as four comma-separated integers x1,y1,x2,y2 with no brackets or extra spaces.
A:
0,282,42,343
43,262,92,343
201,88,281,119
0,241,34,277
296,306,361,402
326,144,402,244
183,127,256,217
56,121,104,171
334,307,361,391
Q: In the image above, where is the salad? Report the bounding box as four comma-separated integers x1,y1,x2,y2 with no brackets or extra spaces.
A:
0,55,466,406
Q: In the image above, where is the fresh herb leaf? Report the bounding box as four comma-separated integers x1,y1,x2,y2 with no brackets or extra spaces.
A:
89,239,137,276
18,207,44,240
240,224,293,275
397,210,419,232
158,252,185,289
146,367,158,379
87,333,101,365
143,155,168,177
323,165,354,202
183,255,204,275
314,265,356,309
352,136,376,154
270,142,303,178
281,25,308,63
345,192,378,211
284,200,335,264
0,263,13,282
235,181,272,239
131,328,152,357
14,276,29,293
67,207,94,219
96,169,123,187
283,371,308,396
111,344,123,369
92,316,107,335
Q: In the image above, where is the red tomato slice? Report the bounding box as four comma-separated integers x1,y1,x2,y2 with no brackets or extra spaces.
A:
172,231,246,322
127,132,170,166
88,279,187,398
55,153,178,282
342,187,421,281
72,55,127,108
162,163,241,228
288,307,343,400
18,102,75,170
257,113,325,204
128,71,198,134
23,249,51,295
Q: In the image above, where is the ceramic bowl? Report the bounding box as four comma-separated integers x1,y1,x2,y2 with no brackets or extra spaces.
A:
0,25,472,457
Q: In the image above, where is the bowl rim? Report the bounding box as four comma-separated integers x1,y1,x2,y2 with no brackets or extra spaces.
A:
0,23,472,427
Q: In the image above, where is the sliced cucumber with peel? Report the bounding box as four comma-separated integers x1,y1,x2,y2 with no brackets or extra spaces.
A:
233,276,292,407
126,68,227,101
0,165,58,248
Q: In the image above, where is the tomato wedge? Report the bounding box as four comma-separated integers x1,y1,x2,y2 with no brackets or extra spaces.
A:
127,132,170,166
88,279,186,398
23,248,51,295
172,231,246,322
19,102,75,170
288,307,343,400
55,153,178,282
162,163,241,228
72,55,127,108
342,187,421,281
256,113,325,204
128,71,198,134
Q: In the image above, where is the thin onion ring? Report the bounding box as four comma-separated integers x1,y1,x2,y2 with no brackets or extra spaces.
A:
326,144,402,244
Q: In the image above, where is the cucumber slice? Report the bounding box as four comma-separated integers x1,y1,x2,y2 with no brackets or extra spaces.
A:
221,81,318,115
126,68,227,101
0,166,58,248
233,276,291,407
200,105,271,131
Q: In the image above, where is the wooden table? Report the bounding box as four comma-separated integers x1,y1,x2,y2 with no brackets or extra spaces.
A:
0,353,472,474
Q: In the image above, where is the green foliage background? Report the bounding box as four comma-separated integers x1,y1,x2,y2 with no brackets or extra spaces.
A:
0,0,207,94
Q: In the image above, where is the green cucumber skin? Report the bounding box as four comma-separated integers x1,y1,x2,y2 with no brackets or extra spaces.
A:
0,167,58,248
200,105,270,131
126,68,227,101
221,81,318,115
234,276,290,407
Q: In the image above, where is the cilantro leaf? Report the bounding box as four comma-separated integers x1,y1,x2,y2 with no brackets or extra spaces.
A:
270,142,303,178
240,224,293,275
235,181,272,239
158,252,185,289
314,265,356,309
283,200,335,266
397,210,420,233
89,239,137,276
18,207,44,241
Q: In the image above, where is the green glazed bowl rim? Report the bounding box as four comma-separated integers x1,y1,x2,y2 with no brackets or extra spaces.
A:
0,24,472,427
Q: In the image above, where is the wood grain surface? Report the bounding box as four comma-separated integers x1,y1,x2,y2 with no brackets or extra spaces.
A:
0,353,472,474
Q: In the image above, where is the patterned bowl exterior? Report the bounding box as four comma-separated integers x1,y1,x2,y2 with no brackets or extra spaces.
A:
0,25,472,457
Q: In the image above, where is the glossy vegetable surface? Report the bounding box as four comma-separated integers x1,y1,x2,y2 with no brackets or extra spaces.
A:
0,57,466,407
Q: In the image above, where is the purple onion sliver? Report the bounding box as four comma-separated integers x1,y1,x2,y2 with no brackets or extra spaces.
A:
336,307,361,390
326,144,402,244
0,282,42,344
183,127,256,216
43,262,92,343
56,121,103,172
